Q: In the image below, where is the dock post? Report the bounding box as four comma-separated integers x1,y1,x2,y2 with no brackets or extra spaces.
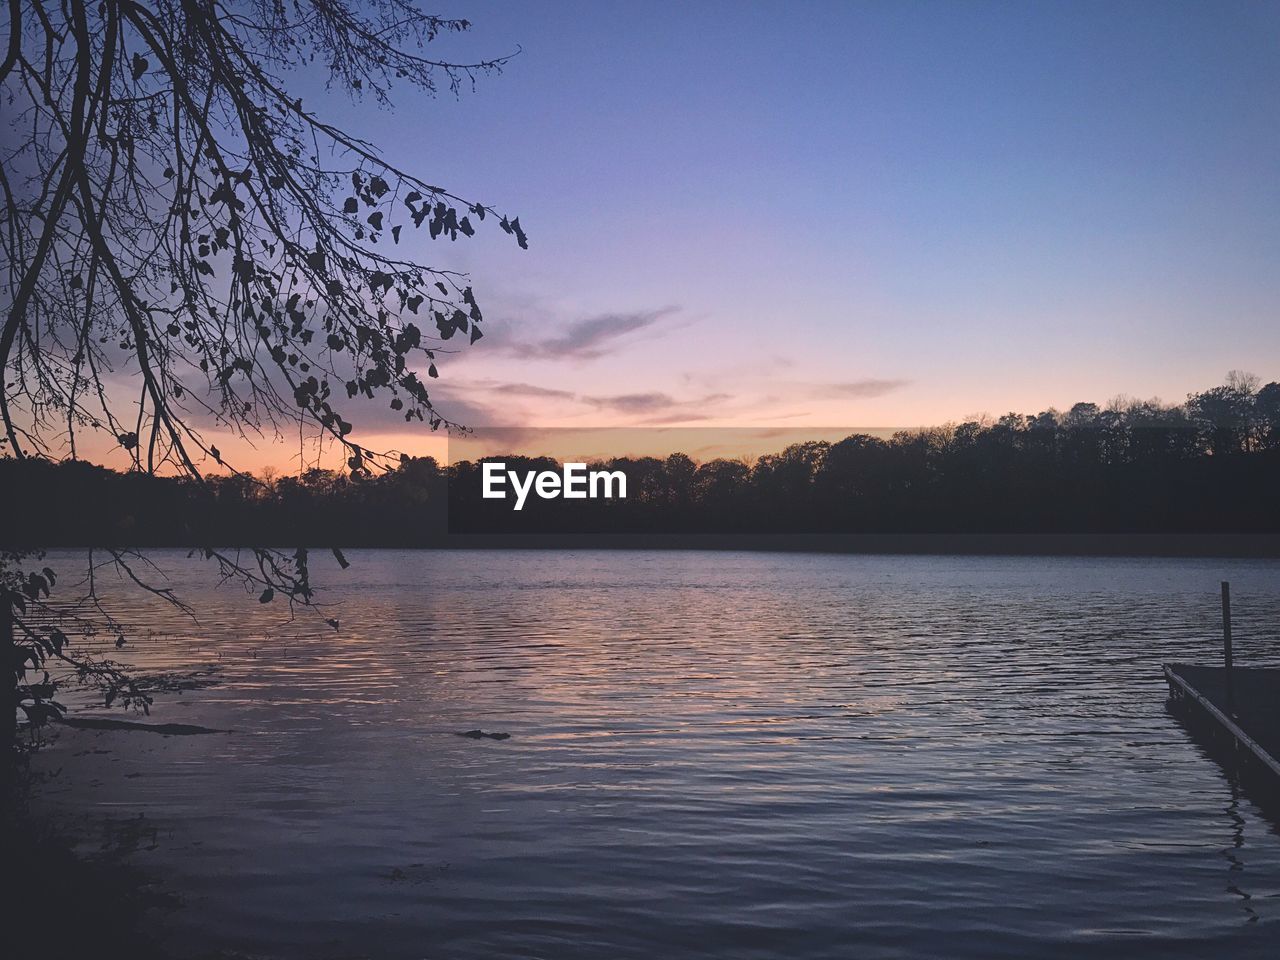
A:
1221,581,1234,714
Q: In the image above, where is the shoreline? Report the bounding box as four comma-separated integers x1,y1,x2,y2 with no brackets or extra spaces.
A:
11,533,1280,557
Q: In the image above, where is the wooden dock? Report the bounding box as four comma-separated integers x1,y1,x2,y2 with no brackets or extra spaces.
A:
1164,664,1280,788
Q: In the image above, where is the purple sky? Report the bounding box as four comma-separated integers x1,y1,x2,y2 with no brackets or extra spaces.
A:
90,1,1280,470
377,2,1277,433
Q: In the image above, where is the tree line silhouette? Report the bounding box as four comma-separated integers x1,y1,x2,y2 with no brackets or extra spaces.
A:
3,374,1278,544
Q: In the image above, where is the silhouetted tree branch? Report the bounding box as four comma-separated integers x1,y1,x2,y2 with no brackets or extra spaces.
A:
1,1,526,750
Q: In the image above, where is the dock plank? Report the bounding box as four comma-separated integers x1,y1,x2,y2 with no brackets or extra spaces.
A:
1164,664,1280,781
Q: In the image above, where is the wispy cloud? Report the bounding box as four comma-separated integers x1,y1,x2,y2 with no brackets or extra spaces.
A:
460,380,731,425
500,306,679,360
582,390,730,424
488,381,577,400
583,391,678,414
641,411,718,425
819,379,911,398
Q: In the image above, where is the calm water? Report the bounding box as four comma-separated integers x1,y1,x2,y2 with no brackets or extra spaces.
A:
29,550,1280,958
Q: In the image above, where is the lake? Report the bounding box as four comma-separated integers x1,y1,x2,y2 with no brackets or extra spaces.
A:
27,550,1280,958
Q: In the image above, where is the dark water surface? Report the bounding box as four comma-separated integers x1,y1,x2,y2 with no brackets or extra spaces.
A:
29,550,1280,958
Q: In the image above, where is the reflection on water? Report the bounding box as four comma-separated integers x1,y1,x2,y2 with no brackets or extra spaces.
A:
29,551,1280,958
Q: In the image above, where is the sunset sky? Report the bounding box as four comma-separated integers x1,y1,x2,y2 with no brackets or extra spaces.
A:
75,1,1280,470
